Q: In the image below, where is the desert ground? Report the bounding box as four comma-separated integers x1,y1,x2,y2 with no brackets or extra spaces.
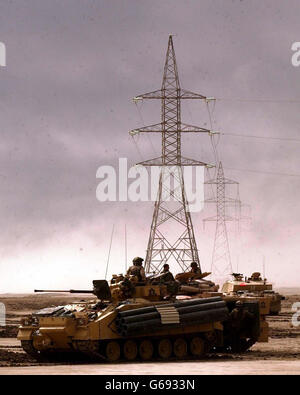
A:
0,289,299,375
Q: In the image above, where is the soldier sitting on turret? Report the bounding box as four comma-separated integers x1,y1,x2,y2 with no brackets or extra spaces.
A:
151,264,175,284
175,262,204,284
250,272,262,282
126,257,146,282
150,264,179,297
232,273,244,281
190,261,201,274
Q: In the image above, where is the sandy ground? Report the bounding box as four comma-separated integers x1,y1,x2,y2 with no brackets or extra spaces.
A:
1,359,300,375
0,290,299,375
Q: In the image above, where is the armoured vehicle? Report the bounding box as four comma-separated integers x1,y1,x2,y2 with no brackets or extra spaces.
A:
18,274,269,361
221,272,284,315
175,270,270,349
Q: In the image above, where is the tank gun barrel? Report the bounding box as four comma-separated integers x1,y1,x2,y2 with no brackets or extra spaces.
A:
70,290,93,294
34,289,93,294
34,280,112,300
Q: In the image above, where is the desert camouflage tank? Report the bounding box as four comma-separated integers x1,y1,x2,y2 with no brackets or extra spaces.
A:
221,272,284,315
17,272,268,361
175,270,270,352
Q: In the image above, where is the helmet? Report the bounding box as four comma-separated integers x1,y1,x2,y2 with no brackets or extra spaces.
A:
191,261,198,268
132,257,144,266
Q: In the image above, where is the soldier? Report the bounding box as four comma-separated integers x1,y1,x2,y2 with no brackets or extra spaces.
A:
250,272,262,282
190,261,201,274
232,273,244,281
150,264,178,296
227,300,256,352
126,257,146,282
150,264,174,283
160,264,175,283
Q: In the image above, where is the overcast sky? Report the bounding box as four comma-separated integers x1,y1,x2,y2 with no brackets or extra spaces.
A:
0,0,299,292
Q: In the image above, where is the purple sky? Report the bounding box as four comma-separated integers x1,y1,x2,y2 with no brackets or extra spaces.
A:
0,0,299,291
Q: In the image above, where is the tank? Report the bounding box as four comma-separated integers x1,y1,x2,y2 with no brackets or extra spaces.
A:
174,271,270,352
17,272,269,361
221,272,284,315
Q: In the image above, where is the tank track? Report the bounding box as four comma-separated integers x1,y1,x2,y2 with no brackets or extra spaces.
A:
216,336,256,353
20,340,57,362
21,340,85,362
21,340,40,358
22,333,256,363
73,340,107,361
73,334,215,363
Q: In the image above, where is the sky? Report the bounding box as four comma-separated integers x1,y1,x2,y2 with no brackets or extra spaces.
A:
0,0,299,292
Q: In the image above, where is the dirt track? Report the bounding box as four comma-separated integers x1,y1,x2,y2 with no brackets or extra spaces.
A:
1,358,300,375
0,291,299,374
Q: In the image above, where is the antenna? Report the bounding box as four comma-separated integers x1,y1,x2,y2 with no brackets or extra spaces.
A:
124,224,128,272
263,255,266,279
105,224,115,280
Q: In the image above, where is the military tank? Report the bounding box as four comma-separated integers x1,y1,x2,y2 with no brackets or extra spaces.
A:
221,272,284,315
17,273,269,361
174,270,270,351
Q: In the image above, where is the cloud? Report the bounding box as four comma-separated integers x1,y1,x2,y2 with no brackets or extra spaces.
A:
0,0,299,291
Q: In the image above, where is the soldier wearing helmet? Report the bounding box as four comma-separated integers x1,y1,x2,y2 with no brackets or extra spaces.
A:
126,257,146,282
151,263,175,283
190,261,201,274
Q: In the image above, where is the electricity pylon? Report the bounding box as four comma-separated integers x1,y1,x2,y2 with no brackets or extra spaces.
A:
233,188,252,235
229,187,252,272
130,35,215,274
203,162,238,281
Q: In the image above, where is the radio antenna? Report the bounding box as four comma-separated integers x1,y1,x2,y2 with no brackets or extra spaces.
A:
125,224,128,272
105,224,115,280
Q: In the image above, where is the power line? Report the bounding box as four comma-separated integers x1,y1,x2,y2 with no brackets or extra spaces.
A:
216,98,300,104
129,134,144,162
224,167,300,178
134,100,157,156
221,132,300,143
130,123,300,178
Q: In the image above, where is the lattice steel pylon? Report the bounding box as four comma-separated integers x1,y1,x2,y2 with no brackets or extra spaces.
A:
203,162,238,281
233,188,252,236
130,35,215,274
230,186,252,272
